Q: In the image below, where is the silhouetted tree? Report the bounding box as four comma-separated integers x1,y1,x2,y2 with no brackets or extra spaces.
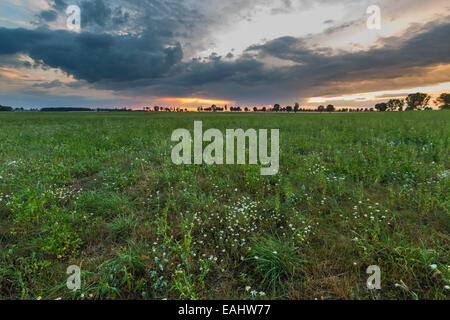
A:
273,104,280,112
435,93,450,110
317,105,325,112
387,99,404,111
405,93,431,111
326,104,335,112
0,105,13,112
375,103,388,112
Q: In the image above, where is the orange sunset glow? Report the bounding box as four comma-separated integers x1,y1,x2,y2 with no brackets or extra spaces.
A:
309,82,450,105
160,98,234,106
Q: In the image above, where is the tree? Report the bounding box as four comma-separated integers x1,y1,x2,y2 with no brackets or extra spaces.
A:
387,99,404,111
317,105,325,112
375,102,388,112
435,93,450,110
154,106,160,112
294,103,300,113
0,105,13,112
286,106,293,113
273,104,280,112
405,93,431,111
326,104,335,112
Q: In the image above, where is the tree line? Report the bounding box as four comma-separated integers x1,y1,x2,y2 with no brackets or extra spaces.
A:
1,93,448,113
374,93,449,112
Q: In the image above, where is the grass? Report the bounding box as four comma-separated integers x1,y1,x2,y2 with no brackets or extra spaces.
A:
0,111,448,300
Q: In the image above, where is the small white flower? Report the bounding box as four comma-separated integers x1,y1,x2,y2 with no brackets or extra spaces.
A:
444,285,450,290
259,291,266,296
430,264,438,270
245,286,251,292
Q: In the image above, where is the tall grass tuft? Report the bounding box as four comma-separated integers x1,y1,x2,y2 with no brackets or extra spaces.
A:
249,236,305,291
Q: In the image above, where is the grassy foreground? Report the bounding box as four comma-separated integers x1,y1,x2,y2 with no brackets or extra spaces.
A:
0,111,448,300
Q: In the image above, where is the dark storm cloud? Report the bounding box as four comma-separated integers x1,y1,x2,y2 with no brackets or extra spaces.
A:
247,22,450,72
38,0,356,54
0,27,183,83
38,10,58,22
80,0,113,27
42,0,203,34
76,0,130,28
1,19,449,103
238,22,450,97
53,0,68,11
185,21,449,101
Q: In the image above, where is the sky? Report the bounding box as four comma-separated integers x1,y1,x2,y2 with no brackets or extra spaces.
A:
0,0,449,109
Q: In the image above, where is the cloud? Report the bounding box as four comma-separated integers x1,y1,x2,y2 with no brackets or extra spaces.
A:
38,10,58,22
1,18,449,104
0,27,183,83
32,79,63,88
78,0,130,28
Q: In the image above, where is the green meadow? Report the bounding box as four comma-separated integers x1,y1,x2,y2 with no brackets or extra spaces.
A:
0,111,448,300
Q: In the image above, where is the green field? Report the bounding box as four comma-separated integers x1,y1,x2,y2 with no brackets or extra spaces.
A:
0,111,448,300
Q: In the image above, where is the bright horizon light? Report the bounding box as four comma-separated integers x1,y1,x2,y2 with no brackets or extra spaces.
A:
308,82,450,104
160,97,234,106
